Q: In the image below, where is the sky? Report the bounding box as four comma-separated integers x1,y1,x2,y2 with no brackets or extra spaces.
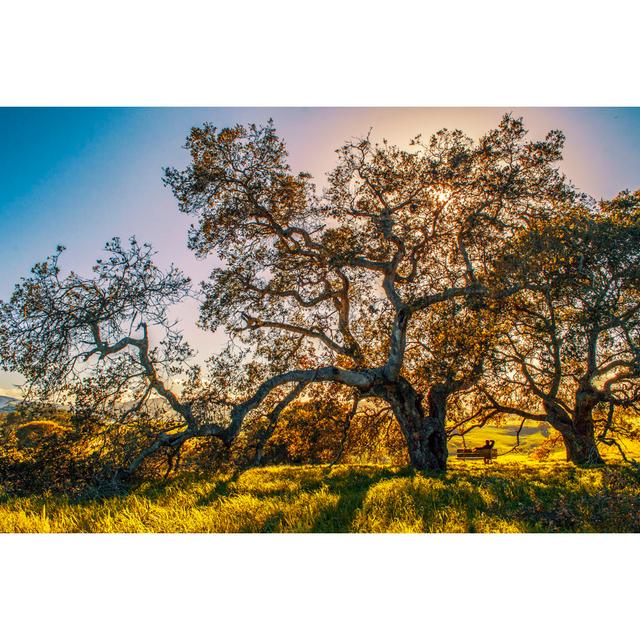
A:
1,107,640,395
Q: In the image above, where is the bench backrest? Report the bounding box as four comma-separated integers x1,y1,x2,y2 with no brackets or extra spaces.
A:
456,448,498,458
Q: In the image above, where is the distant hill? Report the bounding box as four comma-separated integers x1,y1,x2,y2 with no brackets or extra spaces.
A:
0,395,19,413
448,423,550,455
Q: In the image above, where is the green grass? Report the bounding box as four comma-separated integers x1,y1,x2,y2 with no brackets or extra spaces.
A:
1,461,639,533
449,422,640,463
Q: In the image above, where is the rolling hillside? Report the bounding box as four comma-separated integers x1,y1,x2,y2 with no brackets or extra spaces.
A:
0,395,19,413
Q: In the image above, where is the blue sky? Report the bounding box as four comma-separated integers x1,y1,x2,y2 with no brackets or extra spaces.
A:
1,107,640,394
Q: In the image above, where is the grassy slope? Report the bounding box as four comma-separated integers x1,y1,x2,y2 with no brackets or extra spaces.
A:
1,460,639,533
449,422,640,463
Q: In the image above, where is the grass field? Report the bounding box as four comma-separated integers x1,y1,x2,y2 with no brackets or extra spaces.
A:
2,420,638,533
1,459,639,533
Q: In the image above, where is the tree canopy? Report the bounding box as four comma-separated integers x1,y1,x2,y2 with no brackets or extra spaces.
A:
477,190,640,463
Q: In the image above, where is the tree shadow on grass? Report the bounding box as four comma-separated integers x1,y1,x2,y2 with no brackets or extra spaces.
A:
309,465,414,532
194,471,247,506
193,464,413,532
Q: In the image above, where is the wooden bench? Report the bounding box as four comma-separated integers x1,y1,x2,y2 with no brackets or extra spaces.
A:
456,448,498,463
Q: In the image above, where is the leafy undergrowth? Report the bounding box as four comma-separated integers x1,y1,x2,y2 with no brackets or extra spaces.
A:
1,461,639,533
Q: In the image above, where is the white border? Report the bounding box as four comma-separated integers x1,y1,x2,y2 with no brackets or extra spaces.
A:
1,1,639,638
1,1,640,106
0,534,637,639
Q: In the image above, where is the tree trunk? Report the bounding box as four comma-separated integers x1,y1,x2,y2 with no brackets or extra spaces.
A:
562,426,603,465
372,377,448,472
548,388,604,466
424,383,450,469
563,391,604,465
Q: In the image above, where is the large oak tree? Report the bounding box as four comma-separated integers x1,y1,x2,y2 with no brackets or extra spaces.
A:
163,115,572,471
0,115,579,474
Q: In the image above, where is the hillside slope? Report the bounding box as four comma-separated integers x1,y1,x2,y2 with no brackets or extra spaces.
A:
0,395,18,413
